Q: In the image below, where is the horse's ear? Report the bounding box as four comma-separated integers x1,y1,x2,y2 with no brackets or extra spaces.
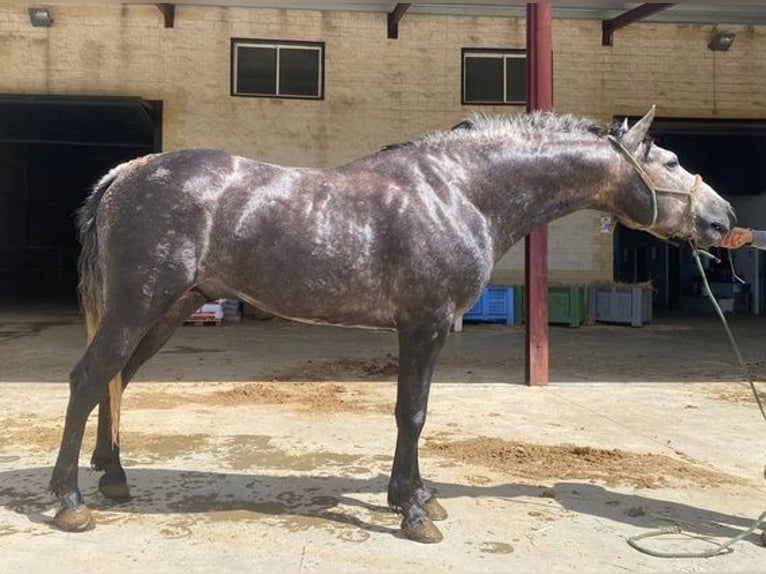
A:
622,105,656,151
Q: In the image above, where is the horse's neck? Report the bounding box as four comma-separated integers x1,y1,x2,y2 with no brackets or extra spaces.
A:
460,141,615,258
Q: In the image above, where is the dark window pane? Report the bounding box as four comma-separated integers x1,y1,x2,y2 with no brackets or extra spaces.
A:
236,46,277,95
505,57,526,103
278,48,320,97
464,56,503,103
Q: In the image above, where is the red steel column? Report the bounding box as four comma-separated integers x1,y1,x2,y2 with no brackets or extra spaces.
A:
524,3,552,386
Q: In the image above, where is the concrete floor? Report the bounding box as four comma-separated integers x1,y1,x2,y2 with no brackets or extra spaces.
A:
1,303,766,572
2,300,765,385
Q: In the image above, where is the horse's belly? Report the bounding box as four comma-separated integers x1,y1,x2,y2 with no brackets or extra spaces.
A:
232,285,398,329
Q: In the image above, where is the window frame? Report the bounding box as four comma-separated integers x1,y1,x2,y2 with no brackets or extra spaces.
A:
461,48,527,106
231,38,325,100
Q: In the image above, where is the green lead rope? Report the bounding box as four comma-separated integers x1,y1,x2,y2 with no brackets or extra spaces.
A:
691,246,766,421
627,511,766,558
627,246,766,558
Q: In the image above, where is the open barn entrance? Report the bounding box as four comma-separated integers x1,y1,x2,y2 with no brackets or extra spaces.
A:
614,117,766,315
0,95,161,301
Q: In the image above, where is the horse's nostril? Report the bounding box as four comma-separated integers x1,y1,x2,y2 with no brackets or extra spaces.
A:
711,222,727,234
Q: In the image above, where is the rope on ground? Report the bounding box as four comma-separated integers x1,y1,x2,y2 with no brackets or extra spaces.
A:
627,246,765,559
627,511,766,558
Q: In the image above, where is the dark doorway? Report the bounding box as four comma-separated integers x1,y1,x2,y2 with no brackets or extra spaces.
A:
0,95,161,300
613,117,766,313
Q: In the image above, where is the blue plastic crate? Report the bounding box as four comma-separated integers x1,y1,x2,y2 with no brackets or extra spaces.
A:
464,286,514,325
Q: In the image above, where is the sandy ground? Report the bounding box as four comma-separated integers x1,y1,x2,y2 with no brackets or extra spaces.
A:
1,303,766,572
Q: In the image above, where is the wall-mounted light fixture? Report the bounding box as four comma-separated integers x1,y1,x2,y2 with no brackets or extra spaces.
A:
28,6,53,27
708,31,735,52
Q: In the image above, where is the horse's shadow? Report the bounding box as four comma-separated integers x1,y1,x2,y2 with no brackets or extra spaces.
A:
552,482,763,545
1,466,761,546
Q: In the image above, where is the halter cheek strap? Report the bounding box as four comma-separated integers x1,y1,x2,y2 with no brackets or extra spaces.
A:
607,135,701,234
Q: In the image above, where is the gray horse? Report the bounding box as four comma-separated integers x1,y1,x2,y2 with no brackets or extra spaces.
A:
50,107,734,543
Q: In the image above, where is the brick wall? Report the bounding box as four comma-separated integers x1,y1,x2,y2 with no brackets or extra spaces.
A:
1,3,763,283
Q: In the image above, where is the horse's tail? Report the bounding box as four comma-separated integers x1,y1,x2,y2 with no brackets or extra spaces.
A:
76,163,129,445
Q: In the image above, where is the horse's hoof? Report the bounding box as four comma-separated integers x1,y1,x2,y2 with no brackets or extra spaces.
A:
53,505,94,532
423,497,448,521
96,463,129,501
402,517,443,544
98,472,131,501
98,481,131,501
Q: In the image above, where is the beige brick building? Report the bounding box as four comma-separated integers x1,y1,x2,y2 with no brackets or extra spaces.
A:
1,2,765,295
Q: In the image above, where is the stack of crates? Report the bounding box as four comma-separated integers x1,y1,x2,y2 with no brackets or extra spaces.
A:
185,299,224,325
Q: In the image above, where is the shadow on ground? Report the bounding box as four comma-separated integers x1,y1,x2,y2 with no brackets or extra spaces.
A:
1,465,761,548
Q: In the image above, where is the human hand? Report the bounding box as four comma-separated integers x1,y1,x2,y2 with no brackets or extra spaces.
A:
717,227,754,249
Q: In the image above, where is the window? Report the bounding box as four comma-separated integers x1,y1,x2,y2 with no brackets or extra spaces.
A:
232,39,324,99
462,49,526,105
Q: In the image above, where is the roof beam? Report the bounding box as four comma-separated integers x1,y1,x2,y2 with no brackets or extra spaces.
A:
155,3,175,28
387,3,410,39
602,3,675,46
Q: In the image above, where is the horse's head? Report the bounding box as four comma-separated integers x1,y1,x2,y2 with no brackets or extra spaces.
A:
609,107,735,247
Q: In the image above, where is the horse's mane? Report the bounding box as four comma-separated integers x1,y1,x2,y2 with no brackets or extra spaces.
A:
379,111,624,152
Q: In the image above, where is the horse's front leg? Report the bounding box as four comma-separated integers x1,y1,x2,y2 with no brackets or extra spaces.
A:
388,319,451,543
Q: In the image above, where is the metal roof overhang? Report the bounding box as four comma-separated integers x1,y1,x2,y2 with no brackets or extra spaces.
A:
101,2,766,42
30,2,766,26
108,2,766,23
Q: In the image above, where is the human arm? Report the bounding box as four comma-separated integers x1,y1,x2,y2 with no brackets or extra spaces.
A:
717,227,758,250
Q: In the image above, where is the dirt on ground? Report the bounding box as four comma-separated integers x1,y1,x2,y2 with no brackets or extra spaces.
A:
422,436,745,489
1,305,766,572
268,355,400,382
3,381,747,491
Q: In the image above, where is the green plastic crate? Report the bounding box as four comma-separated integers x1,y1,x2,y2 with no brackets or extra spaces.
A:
514,285,585,328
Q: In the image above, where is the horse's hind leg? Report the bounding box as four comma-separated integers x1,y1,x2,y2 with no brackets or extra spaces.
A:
49,319,150,531
91,290,207,501
388,318,451,543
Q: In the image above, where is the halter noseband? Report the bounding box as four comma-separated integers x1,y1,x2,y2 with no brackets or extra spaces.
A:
607,134,701,234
